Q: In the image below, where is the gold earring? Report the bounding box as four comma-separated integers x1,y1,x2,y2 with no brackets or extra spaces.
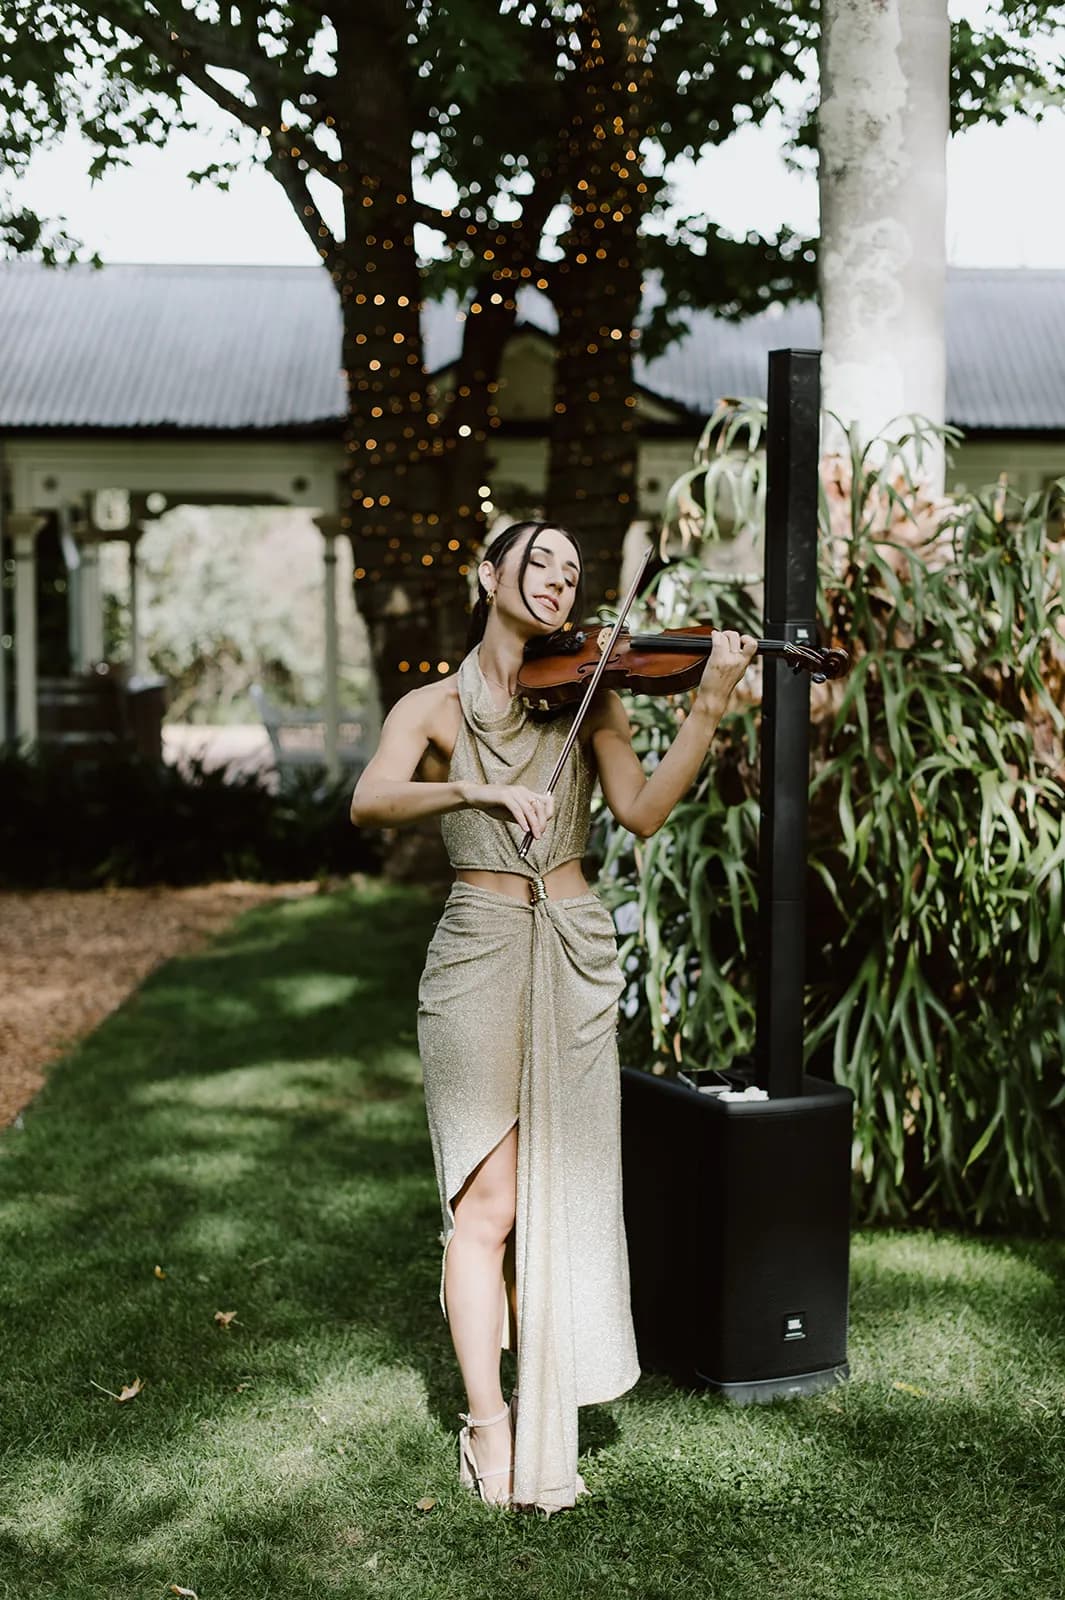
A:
486,590,495,605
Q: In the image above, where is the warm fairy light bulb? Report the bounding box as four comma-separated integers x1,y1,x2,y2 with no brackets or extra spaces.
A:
458,425,472,437
399,660,410,672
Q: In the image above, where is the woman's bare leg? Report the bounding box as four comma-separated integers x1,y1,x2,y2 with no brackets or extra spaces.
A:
444,1124,518,1501
502,1228,519,1352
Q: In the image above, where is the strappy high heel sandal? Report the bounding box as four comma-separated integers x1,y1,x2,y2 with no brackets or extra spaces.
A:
509,1389,589,1500
457,1402,514,1507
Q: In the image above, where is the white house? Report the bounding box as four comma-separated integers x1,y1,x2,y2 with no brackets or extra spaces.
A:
2,261,1063,758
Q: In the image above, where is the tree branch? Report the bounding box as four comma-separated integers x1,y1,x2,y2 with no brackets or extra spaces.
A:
264,149,339,272
87,1,268,137
82,3,340,265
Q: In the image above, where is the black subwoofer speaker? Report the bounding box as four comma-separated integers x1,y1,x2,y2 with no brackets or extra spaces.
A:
620,1065,853,1401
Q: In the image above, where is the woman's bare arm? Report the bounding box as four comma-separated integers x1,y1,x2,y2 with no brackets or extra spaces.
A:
350,683,557,838
350,687,469,829
589,633,757,838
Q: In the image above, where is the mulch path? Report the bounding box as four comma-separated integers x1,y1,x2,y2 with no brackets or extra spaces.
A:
0,882,321,1127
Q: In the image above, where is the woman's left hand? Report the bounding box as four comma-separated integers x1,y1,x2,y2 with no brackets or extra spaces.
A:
695,630,758,710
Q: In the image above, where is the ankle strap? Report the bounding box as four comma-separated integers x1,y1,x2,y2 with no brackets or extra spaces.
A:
459,1402,510,1428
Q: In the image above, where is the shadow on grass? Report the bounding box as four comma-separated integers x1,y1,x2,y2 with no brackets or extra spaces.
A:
1,881,1062,1599
1,888,627,1534
3,885,472,1405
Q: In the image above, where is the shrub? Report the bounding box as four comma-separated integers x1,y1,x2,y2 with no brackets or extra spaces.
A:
0,746,382,888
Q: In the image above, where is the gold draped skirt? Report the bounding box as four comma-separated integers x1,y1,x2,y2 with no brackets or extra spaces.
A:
416,878,641,1513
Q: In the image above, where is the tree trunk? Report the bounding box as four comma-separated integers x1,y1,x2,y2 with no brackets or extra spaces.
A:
443,186,563,564
546,3,648,606
819,0,950,492
335,1,470,719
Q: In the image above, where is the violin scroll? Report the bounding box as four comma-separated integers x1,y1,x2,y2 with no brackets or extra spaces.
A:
781,643,850,683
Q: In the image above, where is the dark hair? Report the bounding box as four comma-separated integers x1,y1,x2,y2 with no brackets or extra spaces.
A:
464,520,585,655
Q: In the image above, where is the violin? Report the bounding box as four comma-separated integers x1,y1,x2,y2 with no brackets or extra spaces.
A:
515,624,849,714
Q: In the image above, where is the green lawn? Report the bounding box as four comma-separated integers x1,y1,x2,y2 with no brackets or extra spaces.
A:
1,881,1062,1600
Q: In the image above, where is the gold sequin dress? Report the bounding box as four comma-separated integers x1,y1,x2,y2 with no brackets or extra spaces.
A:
417,642,641,1514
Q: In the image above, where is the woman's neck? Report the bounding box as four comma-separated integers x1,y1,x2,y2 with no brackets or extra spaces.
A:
477,628,526,696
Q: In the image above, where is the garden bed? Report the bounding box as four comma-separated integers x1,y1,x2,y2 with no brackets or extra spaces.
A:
0,880,319,1126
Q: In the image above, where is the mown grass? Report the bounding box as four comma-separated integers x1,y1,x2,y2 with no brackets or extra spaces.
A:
1,881,1062,1600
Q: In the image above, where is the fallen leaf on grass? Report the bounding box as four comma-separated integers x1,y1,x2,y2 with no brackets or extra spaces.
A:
414,1496,437,1512
170,1587,198,1598
892,1380,928,1397
89,1377,144,1402
154,1265,167,1279
214,1310,239,1329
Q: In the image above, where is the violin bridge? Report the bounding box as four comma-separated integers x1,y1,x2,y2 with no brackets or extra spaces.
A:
596,626,612,655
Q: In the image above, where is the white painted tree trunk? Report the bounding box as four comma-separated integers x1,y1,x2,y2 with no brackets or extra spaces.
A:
819,0,950,493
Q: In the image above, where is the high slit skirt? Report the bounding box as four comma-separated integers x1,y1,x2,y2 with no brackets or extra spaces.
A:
417,878,641,1513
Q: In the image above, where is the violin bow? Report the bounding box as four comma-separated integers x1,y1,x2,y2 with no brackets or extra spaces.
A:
515,543,655,862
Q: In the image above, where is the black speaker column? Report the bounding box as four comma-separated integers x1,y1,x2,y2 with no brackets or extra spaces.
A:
620,348,854,1401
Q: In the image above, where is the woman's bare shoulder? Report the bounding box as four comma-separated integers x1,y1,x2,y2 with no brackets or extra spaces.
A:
383,673,458,724
406,673,461,769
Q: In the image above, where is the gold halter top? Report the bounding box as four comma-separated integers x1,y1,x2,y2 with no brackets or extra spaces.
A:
441,643,595,881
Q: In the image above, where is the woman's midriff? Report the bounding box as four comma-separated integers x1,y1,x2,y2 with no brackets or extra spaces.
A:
454,862,590,902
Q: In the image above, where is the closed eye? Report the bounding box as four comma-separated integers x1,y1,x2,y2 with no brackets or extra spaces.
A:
531,560,576,588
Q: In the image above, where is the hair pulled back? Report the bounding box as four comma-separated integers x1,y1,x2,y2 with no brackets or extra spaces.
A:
464,520,585,655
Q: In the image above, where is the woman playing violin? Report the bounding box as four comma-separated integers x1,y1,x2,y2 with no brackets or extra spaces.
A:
349,519,756,1516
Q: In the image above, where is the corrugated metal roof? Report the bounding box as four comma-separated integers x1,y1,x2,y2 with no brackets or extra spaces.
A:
0,260,1062,433
0,262,345,430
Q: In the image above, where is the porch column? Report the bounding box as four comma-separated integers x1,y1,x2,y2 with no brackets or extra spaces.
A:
10,512,46,747
313,513,342,780
129,525,146,677
57,504,84,672
80,534,105,667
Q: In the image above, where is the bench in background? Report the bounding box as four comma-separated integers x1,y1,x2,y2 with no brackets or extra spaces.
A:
249,682,369,795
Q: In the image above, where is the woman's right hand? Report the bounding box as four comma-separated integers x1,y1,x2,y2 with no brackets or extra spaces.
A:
463,782,555,838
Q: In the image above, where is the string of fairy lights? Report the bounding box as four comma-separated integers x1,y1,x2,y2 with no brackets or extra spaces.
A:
547,10,651,601
284,5,655,693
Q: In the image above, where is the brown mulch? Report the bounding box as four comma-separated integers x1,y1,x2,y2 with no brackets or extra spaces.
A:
0,881,321,1128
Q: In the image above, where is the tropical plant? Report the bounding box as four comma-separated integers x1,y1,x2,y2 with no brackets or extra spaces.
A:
588,403,1065,1232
